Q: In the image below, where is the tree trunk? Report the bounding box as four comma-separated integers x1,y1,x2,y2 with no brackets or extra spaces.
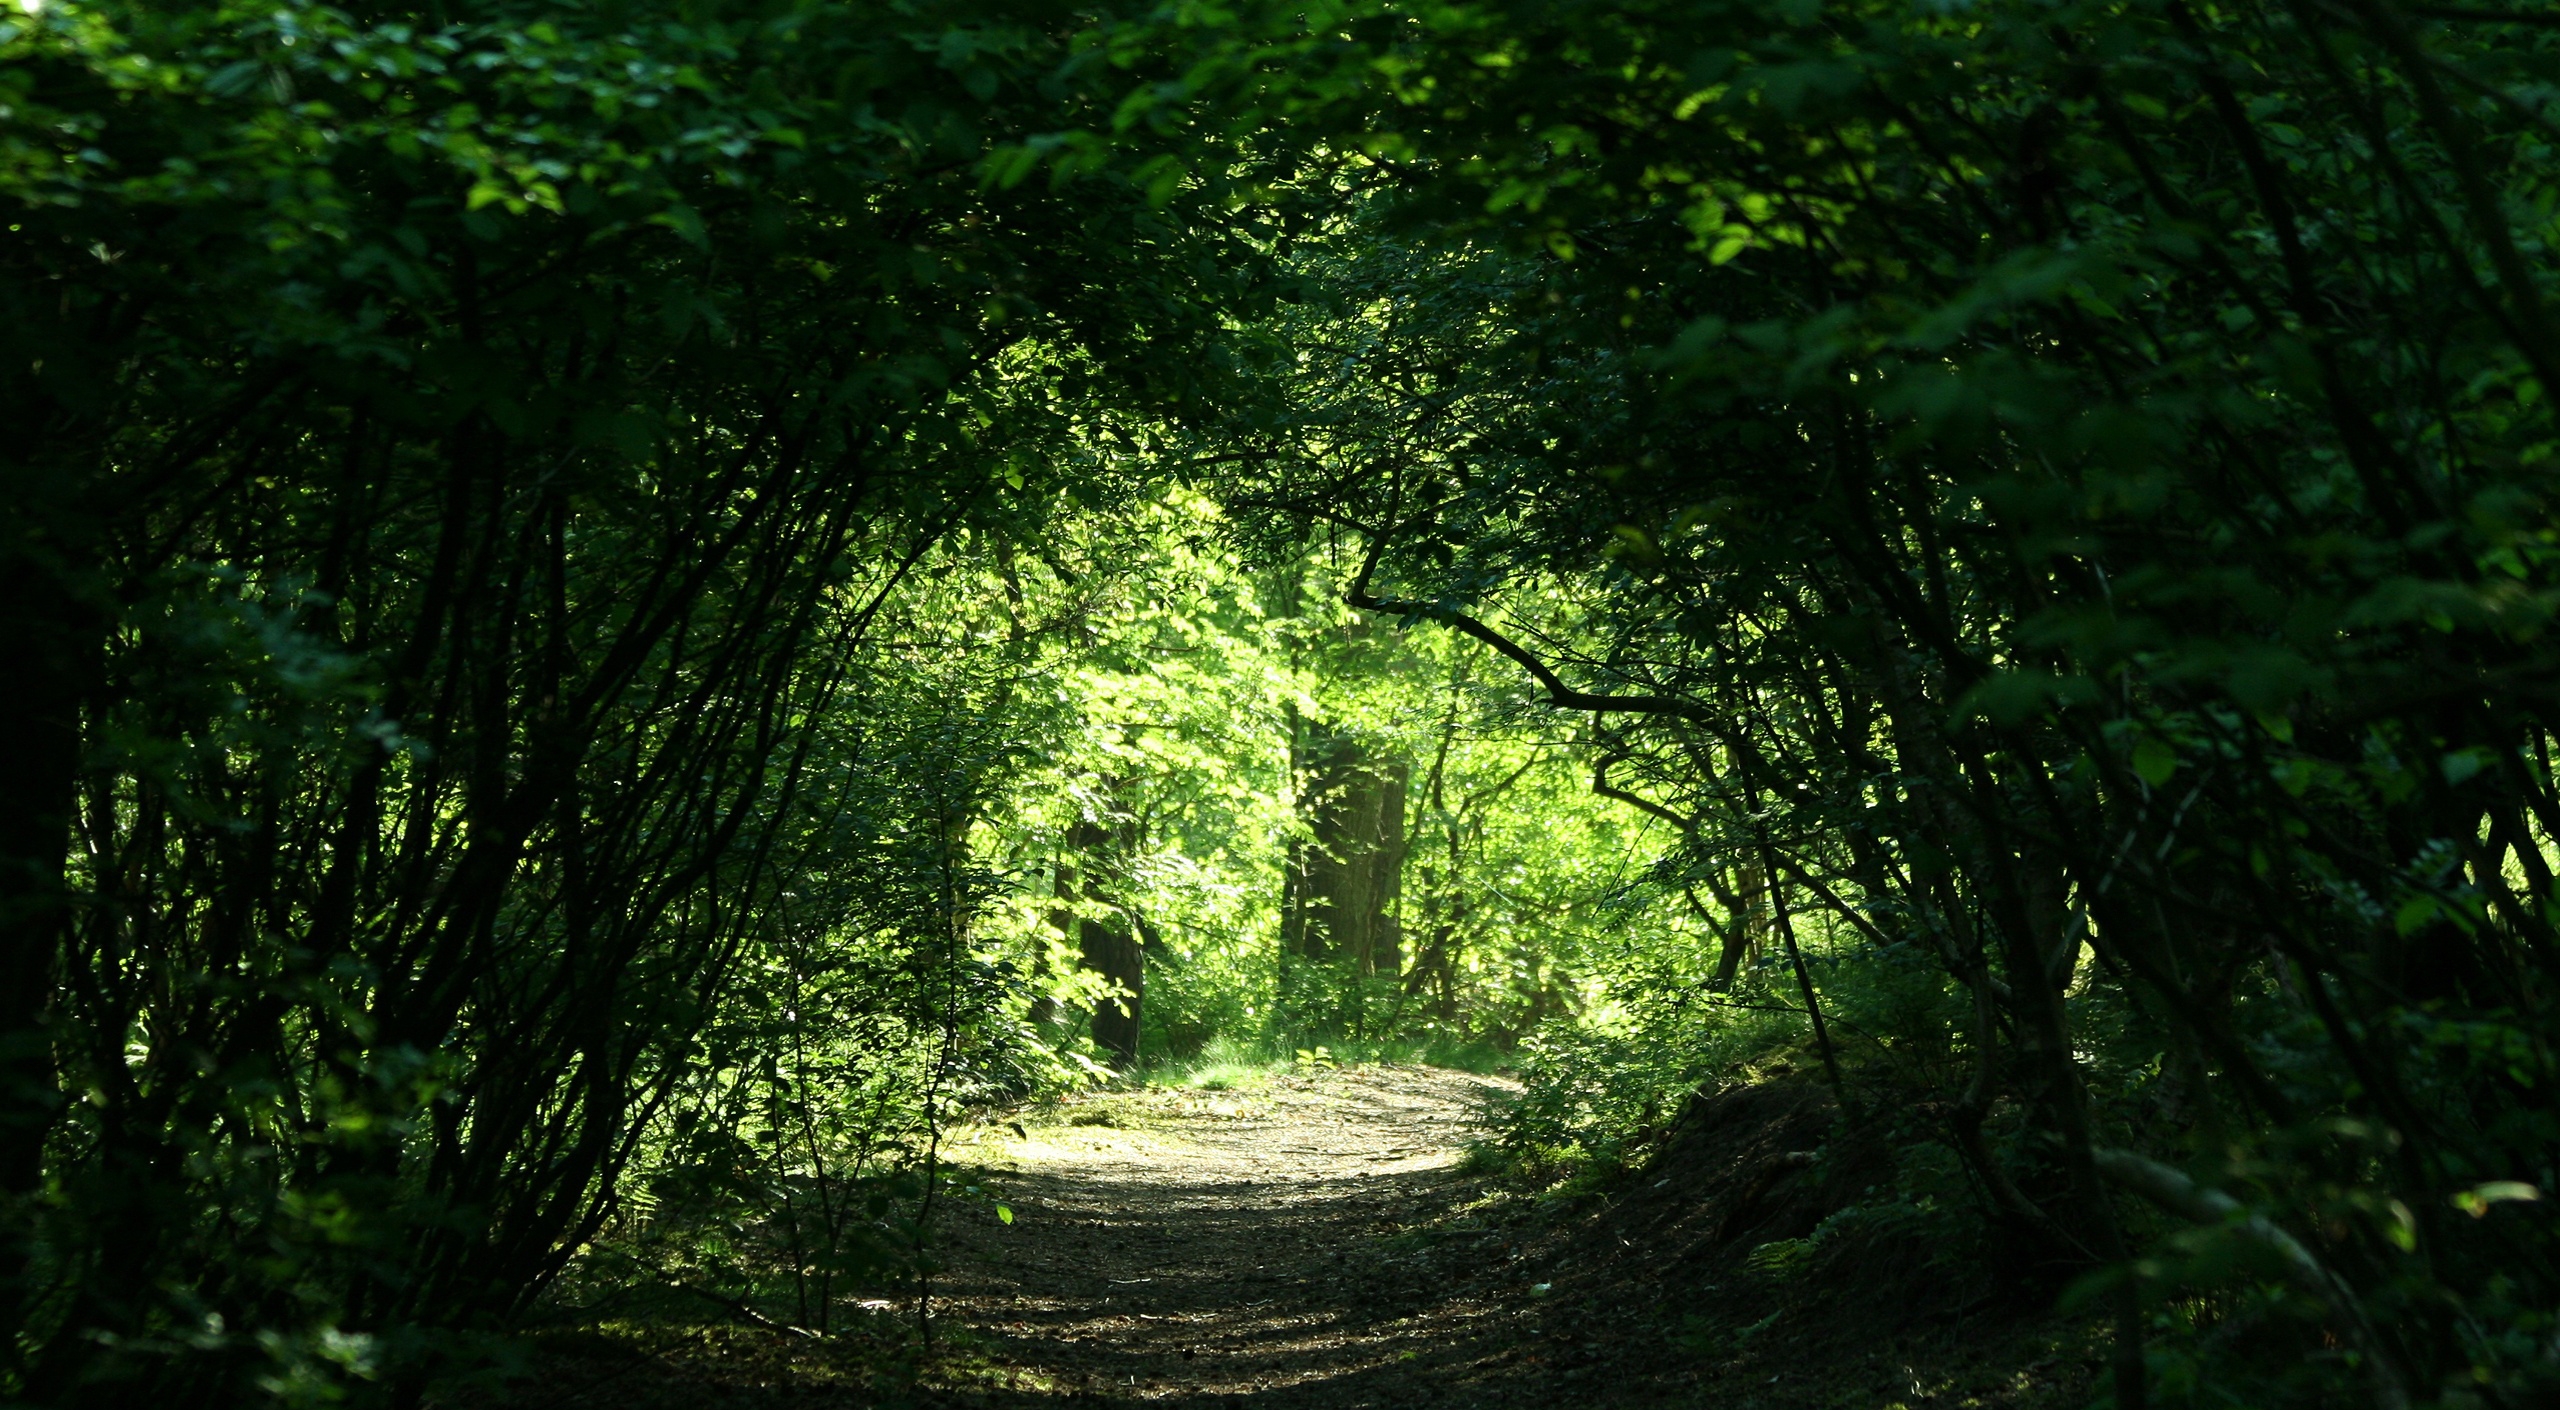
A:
1711,859,1770,991
1282,719,1408,977
1081,905,1143,1067
1061,815,1143,1066
1369,762,1408,977
1409,819,1466,1024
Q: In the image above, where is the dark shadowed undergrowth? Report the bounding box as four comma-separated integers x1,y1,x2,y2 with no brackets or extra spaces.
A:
6,1,2559,1407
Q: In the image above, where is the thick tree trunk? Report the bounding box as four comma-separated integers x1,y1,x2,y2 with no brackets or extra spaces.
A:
1060,816,1143,1066
1081,907,1143,1067
1282,719,1408,976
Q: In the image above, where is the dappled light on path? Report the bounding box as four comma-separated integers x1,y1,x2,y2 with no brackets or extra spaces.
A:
929,1066,1531,1407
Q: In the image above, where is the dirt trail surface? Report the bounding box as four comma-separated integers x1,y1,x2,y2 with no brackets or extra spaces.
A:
489,1065,2093,1410
928,1065,1557,1408
926,1067,2093,1410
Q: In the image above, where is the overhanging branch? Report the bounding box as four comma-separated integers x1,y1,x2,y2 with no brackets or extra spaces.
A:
1345,536,1712,723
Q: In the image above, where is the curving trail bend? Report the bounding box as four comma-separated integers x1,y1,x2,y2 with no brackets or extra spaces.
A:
930,1066,1568,1409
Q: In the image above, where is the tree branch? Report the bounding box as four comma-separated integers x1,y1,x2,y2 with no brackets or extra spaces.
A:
1346,536,1712,723
2092,1149,2408,1410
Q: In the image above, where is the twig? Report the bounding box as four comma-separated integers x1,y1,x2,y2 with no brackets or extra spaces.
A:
658,1279,823,1339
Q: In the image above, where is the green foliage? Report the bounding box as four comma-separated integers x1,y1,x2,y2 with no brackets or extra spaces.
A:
14,0,2560,1403
1118,0,2560,1401
0,0,1260,1398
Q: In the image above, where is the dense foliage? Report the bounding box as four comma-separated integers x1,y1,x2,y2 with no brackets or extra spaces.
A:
5,0,2557,1405
1150,1,2560,1405
0,0,1250,1397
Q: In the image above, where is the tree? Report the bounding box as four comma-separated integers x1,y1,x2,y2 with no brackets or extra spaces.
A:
0,0,1260,1397
1088,0,2560,1398
1281,717,1408,981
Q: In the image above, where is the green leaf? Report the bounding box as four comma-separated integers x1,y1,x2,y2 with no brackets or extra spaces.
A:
2453,1182,2541,1218
2131,737,2178,788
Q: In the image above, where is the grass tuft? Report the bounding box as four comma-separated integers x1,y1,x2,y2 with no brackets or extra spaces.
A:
1135,1033,1517,1090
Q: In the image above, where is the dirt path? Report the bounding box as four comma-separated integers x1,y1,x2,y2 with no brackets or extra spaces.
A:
495,1066,2087,1410
929,1065,1558,1408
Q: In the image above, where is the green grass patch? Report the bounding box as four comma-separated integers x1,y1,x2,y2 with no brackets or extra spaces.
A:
1135,1032,1517,1090
1138,1034,1293,1090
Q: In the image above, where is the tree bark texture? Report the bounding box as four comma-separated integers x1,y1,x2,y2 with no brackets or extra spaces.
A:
1283,720,1408,977
1062,817,1143,1066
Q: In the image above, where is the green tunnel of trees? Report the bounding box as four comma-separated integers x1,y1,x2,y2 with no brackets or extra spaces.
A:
3,0,2558,1405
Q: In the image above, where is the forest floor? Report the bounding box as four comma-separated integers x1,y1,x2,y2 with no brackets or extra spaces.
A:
503,1065,2101,1410
918,1064,2099,1410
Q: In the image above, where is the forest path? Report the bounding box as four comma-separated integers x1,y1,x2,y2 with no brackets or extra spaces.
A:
929,1065,1554,1409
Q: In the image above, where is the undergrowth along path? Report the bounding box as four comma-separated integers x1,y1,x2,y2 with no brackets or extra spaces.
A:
931,1064,1548,1408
